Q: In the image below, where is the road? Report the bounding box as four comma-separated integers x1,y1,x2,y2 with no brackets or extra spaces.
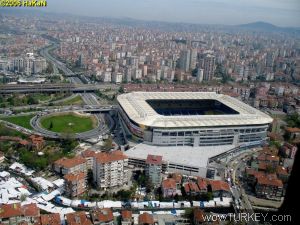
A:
226,149,261,225
36,42,117,141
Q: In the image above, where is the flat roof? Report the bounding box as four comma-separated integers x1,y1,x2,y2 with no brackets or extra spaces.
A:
117,92,273,128
125,143,235,168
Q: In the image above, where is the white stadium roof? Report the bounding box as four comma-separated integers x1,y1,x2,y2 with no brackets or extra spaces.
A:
117,92,273,128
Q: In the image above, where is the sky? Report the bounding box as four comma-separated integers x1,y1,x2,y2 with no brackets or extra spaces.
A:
42,0,300,27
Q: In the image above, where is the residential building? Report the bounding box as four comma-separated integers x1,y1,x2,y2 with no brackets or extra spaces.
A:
197,177,208,193
65,211,92,225
93,151,129,189
138,213,154,225
209,180,231,198
193,208,205,225
161,178,177,198
145,154,162,186
121,210,133,225
28,135,45,151
255,174,283,199
90,208,114,225
0,203,23,224
184,182,200,196
0,203,40,225
81,150,97,170
64,172,86,198
40,213,61,225
53,156,87,175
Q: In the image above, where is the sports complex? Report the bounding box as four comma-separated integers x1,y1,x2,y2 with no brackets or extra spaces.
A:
118,92,273,176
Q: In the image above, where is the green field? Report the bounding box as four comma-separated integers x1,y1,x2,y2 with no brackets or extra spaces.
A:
40,113,97,134
0,114,34,130
55,95,85,106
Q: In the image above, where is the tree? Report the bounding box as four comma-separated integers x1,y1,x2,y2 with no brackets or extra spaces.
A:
49,121,53,130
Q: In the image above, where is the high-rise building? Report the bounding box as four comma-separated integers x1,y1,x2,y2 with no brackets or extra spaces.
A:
93,151,129,189
202,54,215,81
145,154,162,186
196,68,204,82
179,49,191,72
190,49,197,70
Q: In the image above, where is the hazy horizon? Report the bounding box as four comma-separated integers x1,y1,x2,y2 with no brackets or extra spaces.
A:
0,0,299,27
36,0,300,27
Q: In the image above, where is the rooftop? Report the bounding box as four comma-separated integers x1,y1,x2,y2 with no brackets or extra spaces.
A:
146,154,163,165
125,143,234,169
64,172,86,182
117,92,273,128
95,150,127,164
54,156,86,169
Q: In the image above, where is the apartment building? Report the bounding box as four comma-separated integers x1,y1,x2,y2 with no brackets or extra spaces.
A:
53,156,87,175
93,151,129,189
145,154,162,186
64,172,86,198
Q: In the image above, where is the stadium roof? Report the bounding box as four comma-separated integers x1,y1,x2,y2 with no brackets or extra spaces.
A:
117,92,273,128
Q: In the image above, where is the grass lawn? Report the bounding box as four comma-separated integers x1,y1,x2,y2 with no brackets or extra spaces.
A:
0,114,34,130
40,112,97,133
56,95,84,106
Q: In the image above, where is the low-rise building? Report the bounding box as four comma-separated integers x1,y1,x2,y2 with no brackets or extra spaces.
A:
29,135,45,151
193,208,205,225
0,203,40,225
64,172,86,198
121,210,132,225
90,208,114,225
184,182,200,196
209,180,231,198
255,174,283,199
65,211,92,225
197,177,208,193
53,156,87,175
0,203,23,224
138,213,154,225
161,178,177,198
40,213,61,225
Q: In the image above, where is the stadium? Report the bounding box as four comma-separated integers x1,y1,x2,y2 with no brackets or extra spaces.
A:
117,92,273,148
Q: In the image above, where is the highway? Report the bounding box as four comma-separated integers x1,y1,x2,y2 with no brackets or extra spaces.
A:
35,42,116,141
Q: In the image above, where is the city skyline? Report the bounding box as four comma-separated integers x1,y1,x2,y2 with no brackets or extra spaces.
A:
35,0,300,27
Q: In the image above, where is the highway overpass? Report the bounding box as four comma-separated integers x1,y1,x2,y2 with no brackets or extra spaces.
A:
0,83,119,94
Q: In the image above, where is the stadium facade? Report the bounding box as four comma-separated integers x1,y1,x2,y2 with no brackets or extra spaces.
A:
117,92,273,148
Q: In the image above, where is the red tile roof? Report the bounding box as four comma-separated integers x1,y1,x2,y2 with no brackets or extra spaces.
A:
171,173,182,183
0,203,22,219
162,178,176,190
257,174,283,187
197,177,208,191
90,208,113,223
95,150,127,164
121,210,132,220
146,154,162,165
40,213,61,225
138,212,154,225
65,211,92,225
81,150,97,158
22,203,40,217
209,180,230,192
64,172,86,182
54,156,86,169
184,182,200,193
194,208,205,223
